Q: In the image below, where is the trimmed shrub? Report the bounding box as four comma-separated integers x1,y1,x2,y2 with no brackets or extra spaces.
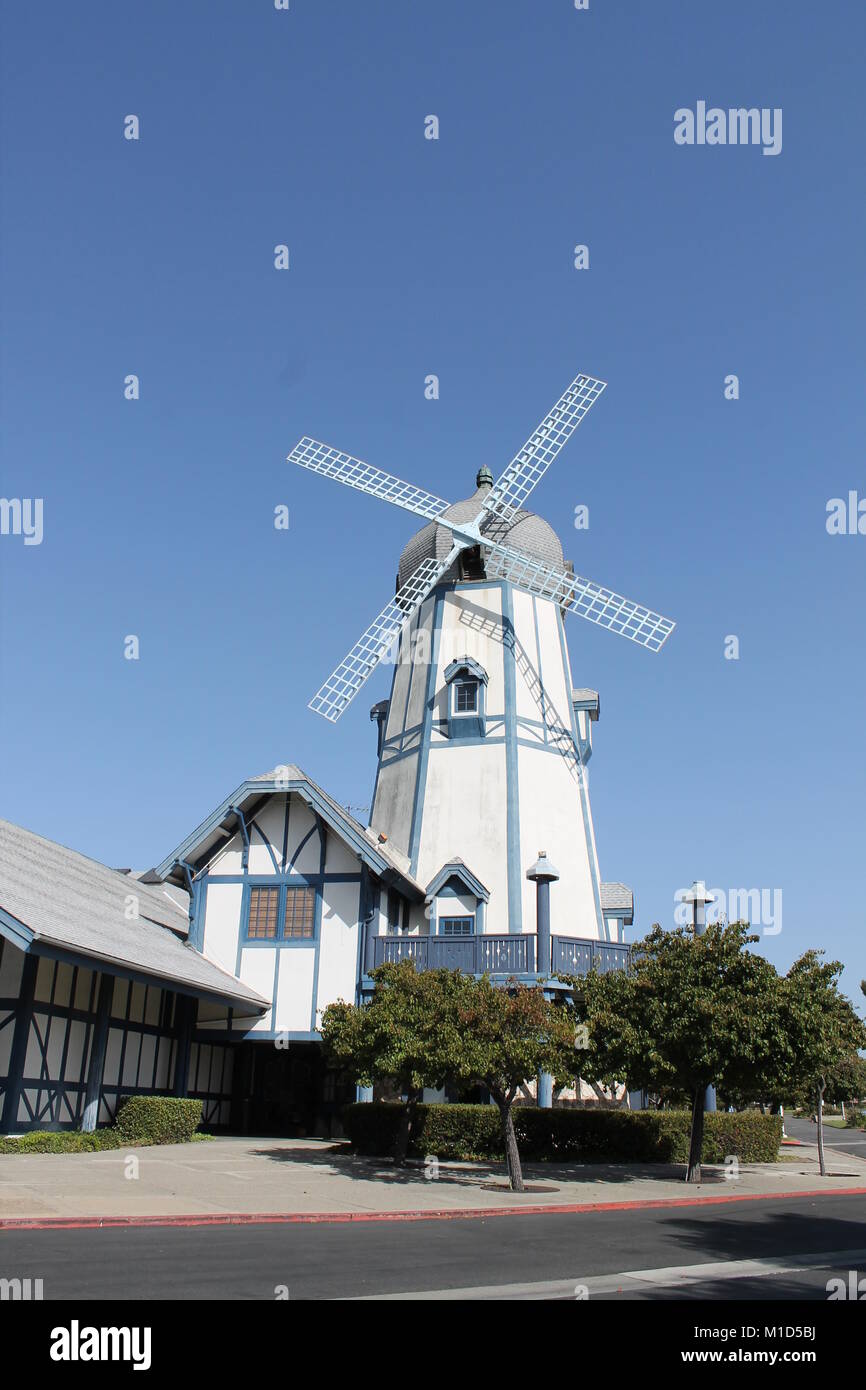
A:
0,1098,205,1154
113,1097,203,1145
0,1130,123,1155
342,1103,782,1165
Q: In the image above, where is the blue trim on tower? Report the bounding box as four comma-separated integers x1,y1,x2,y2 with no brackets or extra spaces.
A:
555,607,606,938
501,582,523,933
379,729,582,765
408,588,445,877
531,596,548,743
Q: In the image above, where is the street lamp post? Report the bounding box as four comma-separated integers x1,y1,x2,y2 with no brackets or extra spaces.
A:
527,851,560,1109
682,879,717,1114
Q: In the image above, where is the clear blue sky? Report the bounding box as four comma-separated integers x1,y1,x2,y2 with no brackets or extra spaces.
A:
1,2,863,1004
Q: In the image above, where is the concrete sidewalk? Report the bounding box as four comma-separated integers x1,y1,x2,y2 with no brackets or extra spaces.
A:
1,1136,865,1228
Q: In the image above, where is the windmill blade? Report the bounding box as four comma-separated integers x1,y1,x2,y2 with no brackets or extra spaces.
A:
309,552,459,721
289,437,451,522
478,374,607,533
484,540,675,652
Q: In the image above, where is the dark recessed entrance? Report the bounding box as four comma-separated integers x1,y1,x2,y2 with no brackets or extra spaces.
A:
229,1041,353,1138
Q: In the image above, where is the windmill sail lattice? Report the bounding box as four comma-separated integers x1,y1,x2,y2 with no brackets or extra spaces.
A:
482,540,676,652
481,374,607,530
308,554,456,722
288,438,450,522
290,371,675,720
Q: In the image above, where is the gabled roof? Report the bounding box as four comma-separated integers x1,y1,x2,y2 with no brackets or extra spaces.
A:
425,858,490,903
572,688,600,721
600,881,634,924
155,764,425,900
0,820,269,1011
443,656,488,684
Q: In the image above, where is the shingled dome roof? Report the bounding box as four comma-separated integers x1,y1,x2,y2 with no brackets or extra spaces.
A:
398,479,565,590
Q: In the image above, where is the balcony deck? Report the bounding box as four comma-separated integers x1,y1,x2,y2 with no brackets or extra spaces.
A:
367,933,629,980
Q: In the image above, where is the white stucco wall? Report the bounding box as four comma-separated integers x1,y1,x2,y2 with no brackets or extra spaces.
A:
202,883,243,975
369,580,605,942
200,792,365,1036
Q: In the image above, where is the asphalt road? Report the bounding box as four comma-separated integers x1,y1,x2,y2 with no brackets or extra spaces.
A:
3,1192,865,1300
785,1116,866,1161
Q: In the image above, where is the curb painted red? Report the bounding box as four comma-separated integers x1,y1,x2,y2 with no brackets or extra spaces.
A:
2,1186,865,1232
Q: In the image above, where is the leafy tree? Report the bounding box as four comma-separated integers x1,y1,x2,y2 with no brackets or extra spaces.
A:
774,952,866,1175
450,976,579,1192
578,922,785,1182
320,961,467,1164
824,1053,866,1110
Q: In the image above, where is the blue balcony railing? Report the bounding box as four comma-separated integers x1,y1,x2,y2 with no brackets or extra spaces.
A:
368,934,629,978
551,937,630,976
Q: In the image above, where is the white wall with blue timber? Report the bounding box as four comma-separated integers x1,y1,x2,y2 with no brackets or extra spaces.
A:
194,792,364,1040
0,938,233,1131
371,579,605,942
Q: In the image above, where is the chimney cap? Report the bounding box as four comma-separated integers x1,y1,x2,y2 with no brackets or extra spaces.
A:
526,851,560,882
682,879,713,906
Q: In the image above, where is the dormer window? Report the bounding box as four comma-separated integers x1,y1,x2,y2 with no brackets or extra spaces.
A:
443,657,488,739
426,861,490,937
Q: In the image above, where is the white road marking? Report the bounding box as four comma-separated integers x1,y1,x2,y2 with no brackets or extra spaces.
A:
351,1247,866,1300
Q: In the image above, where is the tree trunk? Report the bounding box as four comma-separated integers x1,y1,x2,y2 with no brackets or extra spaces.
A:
685,1086,705,1183
498,1097,525,1192
393,1085,422,1166
816,1083,827,1177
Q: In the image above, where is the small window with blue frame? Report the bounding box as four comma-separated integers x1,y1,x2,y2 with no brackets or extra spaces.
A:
247,887,279,939
454,679,478,714
439,916,475,936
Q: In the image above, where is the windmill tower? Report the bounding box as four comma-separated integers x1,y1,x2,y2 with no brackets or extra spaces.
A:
289,373,675,945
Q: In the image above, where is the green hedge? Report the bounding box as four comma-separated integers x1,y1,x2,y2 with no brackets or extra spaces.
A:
343,1103,782,1164
0,1097,204,1154
113,1097,203,1145
0,1130,123,1155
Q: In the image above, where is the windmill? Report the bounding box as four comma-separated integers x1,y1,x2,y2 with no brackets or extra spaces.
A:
289,372,676,724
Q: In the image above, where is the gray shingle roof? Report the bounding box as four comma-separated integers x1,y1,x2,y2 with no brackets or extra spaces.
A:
0,819,268,1010
600,881,634,921
398,485,565,589
572,688,600,721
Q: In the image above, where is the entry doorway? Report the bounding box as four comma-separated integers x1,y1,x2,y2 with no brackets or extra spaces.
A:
230,1041,353,1137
